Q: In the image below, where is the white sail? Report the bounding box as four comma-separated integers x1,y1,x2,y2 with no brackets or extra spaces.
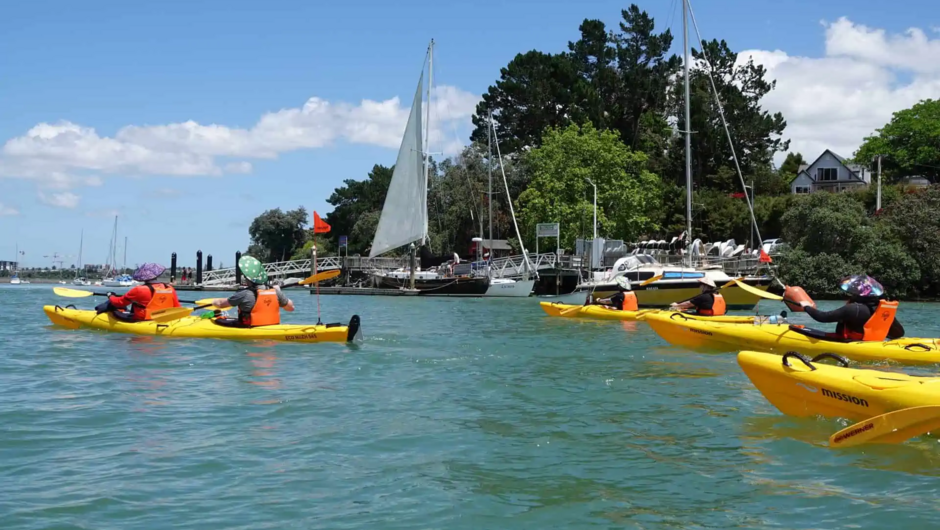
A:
369,72,427,258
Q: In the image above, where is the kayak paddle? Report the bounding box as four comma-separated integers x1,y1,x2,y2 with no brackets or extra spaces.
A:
829,406,940,448
54,287,213,305
297,269,341,285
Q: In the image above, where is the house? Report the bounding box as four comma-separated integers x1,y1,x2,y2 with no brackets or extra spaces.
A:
790,150,871,194
0,260,17,271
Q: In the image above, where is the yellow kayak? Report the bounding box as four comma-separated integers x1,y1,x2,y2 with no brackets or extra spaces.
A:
44,305,360,343
645,312,940,365
539,302,756,323
738,350,940,421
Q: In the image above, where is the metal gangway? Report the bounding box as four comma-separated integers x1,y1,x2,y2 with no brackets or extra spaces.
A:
199,252,560,286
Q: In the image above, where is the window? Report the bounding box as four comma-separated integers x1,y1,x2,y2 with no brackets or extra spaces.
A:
795,186,810,194
817,167,838,181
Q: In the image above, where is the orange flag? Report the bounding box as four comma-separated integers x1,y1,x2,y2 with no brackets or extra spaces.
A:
759,248,773,264
313,211,331,234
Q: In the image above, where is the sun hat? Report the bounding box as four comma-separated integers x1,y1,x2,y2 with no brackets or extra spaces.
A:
238,255,268,284
132,263,166,282
698,277,717,289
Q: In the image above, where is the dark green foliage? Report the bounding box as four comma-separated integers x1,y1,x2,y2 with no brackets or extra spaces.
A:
855,99,940,184
247,207,309,263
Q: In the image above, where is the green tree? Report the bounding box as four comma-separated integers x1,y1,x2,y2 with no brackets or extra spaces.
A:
878,186,940,295
324,164,394,253
517,123,661,250
247,206,309,262
469,51,587,154
668,39,789,190
855,99,940,183
778,152,805,182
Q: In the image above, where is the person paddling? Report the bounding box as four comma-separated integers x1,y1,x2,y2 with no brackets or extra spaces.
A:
798,274,904,341
670,277,726,316
96,263,181,322
596,284,638,311
211,255,295,328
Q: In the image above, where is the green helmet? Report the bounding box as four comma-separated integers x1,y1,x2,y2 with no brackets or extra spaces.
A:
238,255,268,284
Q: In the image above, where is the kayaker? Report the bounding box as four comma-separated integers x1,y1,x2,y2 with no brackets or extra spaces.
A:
596,284,638,311
797,274,903,341
95,263,181,322
211,255,295,328
669,278,726,316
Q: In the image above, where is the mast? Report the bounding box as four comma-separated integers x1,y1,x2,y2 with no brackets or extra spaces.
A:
77,230,83,278
487,110,493,262
682,0,693,266
421,39,434,246
14,243,17,274
123,236,127,274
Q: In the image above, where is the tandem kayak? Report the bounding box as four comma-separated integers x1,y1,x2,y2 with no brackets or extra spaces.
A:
538,302,757,323
738,350,940,421
44,305,361,343
645,312,940,365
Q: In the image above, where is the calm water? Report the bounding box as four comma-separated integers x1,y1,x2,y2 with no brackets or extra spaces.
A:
3,284,940,529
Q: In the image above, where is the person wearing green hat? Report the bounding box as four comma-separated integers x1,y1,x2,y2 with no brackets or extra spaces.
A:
211,255,294,327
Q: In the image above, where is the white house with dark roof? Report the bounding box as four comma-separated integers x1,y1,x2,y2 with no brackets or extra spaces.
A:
790,149,871,194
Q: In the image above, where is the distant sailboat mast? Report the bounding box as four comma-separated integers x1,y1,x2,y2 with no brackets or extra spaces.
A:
421,39,434,246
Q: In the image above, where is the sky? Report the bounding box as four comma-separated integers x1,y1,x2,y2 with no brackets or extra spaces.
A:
1,0,938,268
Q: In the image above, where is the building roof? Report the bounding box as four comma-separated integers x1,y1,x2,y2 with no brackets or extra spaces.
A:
803,149,865,183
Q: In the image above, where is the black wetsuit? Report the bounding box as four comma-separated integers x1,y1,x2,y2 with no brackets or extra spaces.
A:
688,292,715,313
805,302,905,339
609,292,625,310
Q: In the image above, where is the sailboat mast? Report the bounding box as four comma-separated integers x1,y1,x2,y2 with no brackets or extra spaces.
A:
123,236,127,273
77,229,83,277
682,0,693,266
487,110,493,261
421,39,434,246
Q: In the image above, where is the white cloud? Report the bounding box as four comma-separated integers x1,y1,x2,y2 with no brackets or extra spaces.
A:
739,17,940,165
0,85,478,194
38,191,80,209
0,202,19,216
224,161,253,174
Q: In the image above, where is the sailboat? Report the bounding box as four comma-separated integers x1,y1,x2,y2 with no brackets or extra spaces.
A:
482,112,536,298
369,40,491,296
558,0,771,309
102,216,138,287
73,229,91,286
9,244,25,284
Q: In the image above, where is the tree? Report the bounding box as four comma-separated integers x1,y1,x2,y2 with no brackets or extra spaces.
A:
247,207,309,262
854,99,940,183
470,51,588,154
324,165,393,254
667,39,789,191
516,122,661,250
878,186,940,295
778,152,805,182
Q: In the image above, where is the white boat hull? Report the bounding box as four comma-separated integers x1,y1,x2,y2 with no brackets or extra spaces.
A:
103,279,139,287
484,279,534,297
10,278,21,285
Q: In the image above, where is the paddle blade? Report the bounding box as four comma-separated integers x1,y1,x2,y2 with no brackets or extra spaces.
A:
194,298,217,306
53,287,95,298
150,307,194,323
299,269,341,285
639,274,663,287
829,406,940,448
731,278,783,301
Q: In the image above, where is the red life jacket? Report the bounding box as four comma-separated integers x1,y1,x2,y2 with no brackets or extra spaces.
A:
129,283,177,320
697,293,727,316
238,288,281,327
841,300,898,341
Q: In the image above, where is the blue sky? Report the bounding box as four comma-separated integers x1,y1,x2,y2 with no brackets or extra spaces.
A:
1,0,936,268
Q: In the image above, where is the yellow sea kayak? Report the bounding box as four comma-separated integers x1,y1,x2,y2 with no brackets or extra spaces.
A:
539,302,756,323
44,305,360,343
645,312,940,365
738,350,940,421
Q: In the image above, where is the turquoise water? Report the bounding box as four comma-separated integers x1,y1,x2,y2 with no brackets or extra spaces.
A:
3,284,940,529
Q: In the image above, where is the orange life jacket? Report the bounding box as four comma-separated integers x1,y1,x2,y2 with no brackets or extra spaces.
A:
841,300,898,341
239,288,281,327
621,291,639,311
142,283,177,320
697,293,727,316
